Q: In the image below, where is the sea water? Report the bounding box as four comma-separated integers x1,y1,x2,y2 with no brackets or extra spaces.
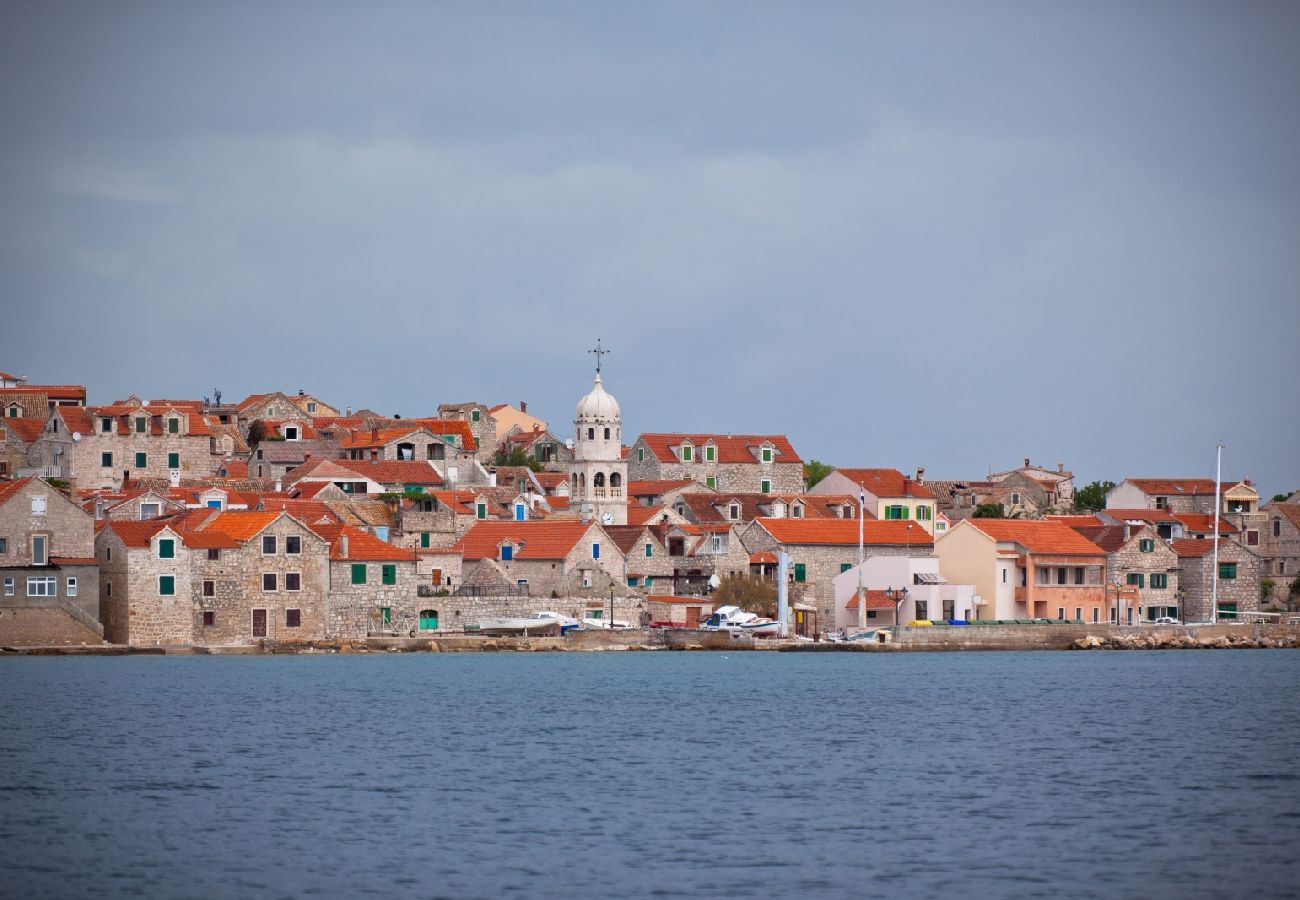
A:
1,650,1297,898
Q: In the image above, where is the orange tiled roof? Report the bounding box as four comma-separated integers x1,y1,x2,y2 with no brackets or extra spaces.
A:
966,519,1106,556
200,511,282,541
334,459,445,485
627,505,674,526
845,590,902,610
3,418,46,442
308,523,416,561
749,551,777,564
236,393,271,411
1127,478,1253,497
834,468,936,500
533,472,568,489
1070,525,1134,554
6,384,86,400
546,496,571,511
258,498,340,524
219,460,249,480
0,476,35,504
103,519,170,548
1050,515,1105,528
1102,508,1181,524
1172,513,1238,535
1172,538,1217,559
756,518,932,547
58,406,96,434
1273,504,1300,532
638,434,802,465
50,556,98,566
454,521,594,560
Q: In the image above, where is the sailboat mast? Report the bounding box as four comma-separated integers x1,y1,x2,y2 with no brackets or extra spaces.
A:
1210,443,1222,624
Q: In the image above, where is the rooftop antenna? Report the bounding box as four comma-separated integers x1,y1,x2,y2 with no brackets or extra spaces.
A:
589,337,609,375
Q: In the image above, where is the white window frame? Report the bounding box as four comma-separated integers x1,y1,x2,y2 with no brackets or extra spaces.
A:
262,535,277,555
66,577,77,597
27,576,56,597
761,447,773,463
262,572,278,593
32,495,47,515
285,572,301,592
3,577,13,596
31,535,47,566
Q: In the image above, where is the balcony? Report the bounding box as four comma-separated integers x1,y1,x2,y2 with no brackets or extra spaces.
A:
17,465,61,478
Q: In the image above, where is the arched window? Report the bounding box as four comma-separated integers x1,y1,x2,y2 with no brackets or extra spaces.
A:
593,472,606,488
587,427,595,440
604,427,611,440
578,473,586,494
609,472,621,487
571,473,579,491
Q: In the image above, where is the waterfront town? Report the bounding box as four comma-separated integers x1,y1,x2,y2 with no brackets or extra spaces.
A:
1,362,1296,650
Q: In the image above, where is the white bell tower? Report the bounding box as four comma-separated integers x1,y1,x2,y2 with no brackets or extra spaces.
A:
570,339,627,526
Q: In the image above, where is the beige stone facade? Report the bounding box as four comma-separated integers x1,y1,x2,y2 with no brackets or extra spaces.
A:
1174,539,1262,622
627,434,804,495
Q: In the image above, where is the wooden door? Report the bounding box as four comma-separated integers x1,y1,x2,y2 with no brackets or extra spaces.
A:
252,608,267,638
685,607,701,628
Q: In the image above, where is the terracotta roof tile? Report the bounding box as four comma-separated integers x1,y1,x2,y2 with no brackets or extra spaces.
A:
3,418,45,442
845,590,903,610
638,434,802,465
1273,504,1300,532
1172,513,1237,534
103,520,170,548
966,519,1106,556
834,468,936,500
308,523,416,561
454,521,594,560
756,518,932,548
1172,538,1217,559
333,459,445,485
1102,508,1182,524
50,556,98,566
200,511,283,541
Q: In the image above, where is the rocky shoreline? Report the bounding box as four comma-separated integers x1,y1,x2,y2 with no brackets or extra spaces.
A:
1071,631,1300,651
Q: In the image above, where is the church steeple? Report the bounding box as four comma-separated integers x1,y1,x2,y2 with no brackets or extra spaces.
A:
570,342,627,526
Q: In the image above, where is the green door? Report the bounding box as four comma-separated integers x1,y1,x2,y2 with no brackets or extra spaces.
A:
419,609,439,630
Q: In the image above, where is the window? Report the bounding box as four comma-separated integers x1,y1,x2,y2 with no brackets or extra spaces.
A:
285,572,301,592
1092,607,1100,623
885,505,908,520
285,609,302,628
262,573,277,592
1155,496,1168,509
101,417,113,433
1274,519,1281,537
1074,567,1085,585
1247,530,1259,546
1139,539,1155,552
382,565,396,585
207,547,220,561
159,575,175,596
476,502,487,520
203,580,215,597
158,538,175,559
761,447,772,463
140,503,160,519
27,576,56,597
840,563,852,573
1002,568,1008,584
135,417,146,433
705,446,715,462
627,576,639,587
1057,607,1066,620
728,503,740,520
1218,563,1237,580
603,427,611,440
638,448,644,462
794,563,806,583
1075,607,1082,621
705,476,716,489
592,542,600,560
351,564,366,584
202,611,215,627
3,577,12,596
1010,492,1022,505
61,576,77,598
101,452,113,468
421,532,431,549
32,535,47,566
285,536,301,555
1126,573,1145,588
135,452,147,469
105,582,111,597
284,426,298,441
1151,573,1168,589
681,445,693,462
166,417,178,434
471,409,480,422
645,543,653,558
1057,567,1067,585
262,535,277,555
760,480,771,494
644,577,653,587
31,495,46,515
167,452,179,469
915,506,932,521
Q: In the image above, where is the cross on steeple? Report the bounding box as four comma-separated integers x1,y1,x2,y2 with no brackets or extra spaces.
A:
589,338,609,375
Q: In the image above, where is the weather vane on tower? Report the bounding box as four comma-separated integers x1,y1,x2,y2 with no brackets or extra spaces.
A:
589,337,609,375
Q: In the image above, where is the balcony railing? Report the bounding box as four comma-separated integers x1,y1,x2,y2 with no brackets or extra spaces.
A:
17,465,61,478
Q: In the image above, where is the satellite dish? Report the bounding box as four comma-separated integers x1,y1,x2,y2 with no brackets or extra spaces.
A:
72,432,82,442
708,574,721,589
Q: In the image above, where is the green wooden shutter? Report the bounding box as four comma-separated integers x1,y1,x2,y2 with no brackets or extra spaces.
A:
351,563,367,584
135,452,146,468
158,539,175,559
794,563,806,583
421,532,430,548
382,565,396,585
167,452,179,468
159,575,174,596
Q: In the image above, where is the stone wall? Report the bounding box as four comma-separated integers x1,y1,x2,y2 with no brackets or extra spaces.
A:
1178,541,1262,621
0,606,103,646
326,558,423,638
0,477,95,563
1108,526,1180,618
627,452,804,495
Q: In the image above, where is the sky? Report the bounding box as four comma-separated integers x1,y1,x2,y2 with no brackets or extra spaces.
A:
2,1,1298,496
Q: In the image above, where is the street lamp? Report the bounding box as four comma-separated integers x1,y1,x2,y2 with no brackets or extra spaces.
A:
886,585,909,640
608,582,615,628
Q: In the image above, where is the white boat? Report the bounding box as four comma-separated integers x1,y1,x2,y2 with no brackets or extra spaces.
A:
701,605,780,635
476,615,562,635
580,616,635,630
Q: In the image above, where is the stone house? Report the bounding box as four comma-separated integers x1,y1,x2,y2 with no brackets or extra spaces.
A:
0,416,45,479
487,402,547,442
987,458,1075,510
1171,538,1261,622
453,520,627,599
1072,522,1181,622
496,426,574,471
340,425,479,473
0,477,101,645
935,519,1109,623
1107,478,1259,516
627,434,804,494
807,468,937,533
237,391,337,426
36,401,215,490
98,488,187,521
250,439,340,481
628,479,712,510
306,523,423,637
603,525,676,591
1259,502,1300,603
285,457,445,496
97,520,198,645
740,517,930,635
437,402,499,464
644,594,715,628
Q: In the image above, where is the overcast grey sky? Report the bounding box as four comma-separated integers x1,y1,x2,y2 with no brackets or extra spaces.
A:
2,1,1297,494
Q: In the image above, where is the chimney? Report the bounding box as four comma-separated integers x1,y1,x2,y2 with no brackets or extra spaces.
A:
298,389,304,396
94,498,104,520
1024,457,1030,468
345,407,352,416
340,533,349,559
1244,476,1253,487
533,423,540,432
1058,462,1064,473
371,426,379,441
915,466,925,484
274,478,282,492
1124,523,1131,541
169,469,180,488
489,473,497,487
520,401,528,414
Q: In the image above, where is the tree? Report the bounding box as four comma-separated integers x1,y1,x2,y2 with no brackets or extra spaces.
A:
973,502,1005,518
1074,480,1116,512
1261,578,1276,602
1272,493,1293,503
803,460,834,490
492,448,543,472
710,574,778,619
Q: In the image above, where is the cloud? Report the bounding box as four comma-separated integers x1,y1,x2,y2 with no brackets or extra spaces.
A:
50,163,182,206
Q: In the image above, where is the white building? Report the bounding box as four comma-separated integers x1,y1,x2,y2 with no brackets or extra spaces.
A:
569,361,627,527
832,554,977,632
